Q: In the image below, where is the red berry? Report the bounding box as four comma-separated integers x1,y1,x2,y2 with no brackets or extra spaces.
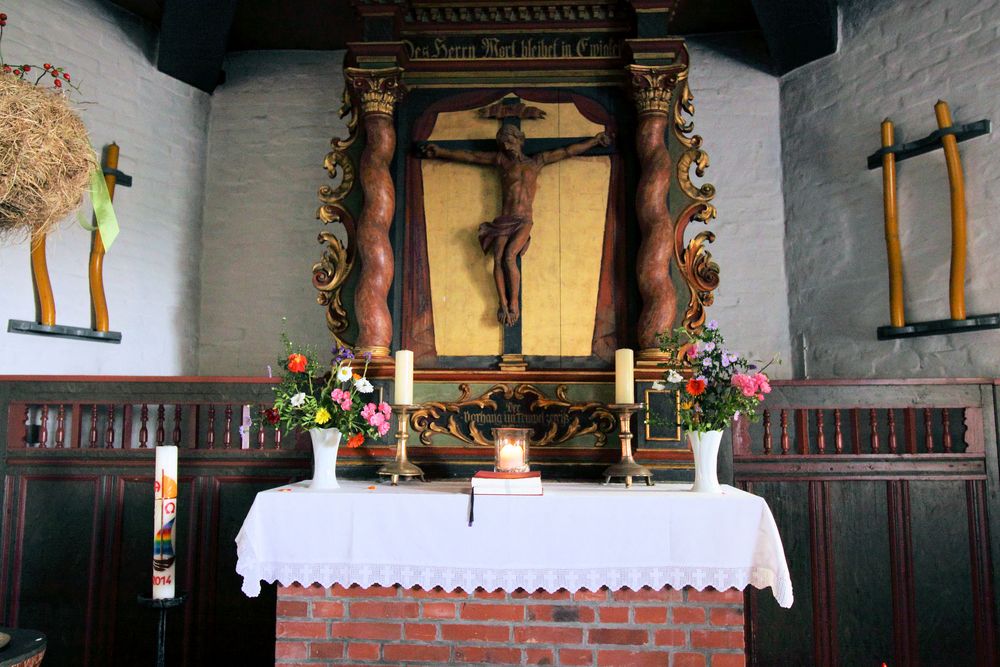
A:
51,70,57,77
2,66,10,73
53,79,62,88
0,20,6,26
43,63,51,70
63,73,69,80
12,69,20,76
22,65,30,72
0,13,7,20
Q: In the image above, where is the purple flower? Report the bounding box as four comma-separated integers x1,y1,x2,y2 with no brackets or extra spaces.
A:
696,375,707,383
706,319,719,330
702,357,712,367
364,351,373,362
721,355,731,368
705,342,716,352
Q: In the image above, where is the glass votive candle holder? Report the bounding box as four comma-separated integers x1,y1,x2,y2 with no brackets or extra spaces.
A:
494,427,531,473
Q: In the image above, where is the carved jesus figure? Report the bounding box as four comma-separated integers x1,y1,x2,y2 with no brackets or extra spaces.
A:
422,125,611,326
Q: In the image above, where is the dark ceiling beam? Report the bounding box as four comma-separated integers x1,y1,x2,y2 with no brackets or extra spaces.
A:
750,0,837,75
156,0,238,93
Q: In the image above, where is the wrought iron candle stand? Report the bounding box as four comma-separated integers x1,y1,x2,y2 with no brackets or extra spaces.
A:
136,593,186,667
603,403,654,487
378,404,426,485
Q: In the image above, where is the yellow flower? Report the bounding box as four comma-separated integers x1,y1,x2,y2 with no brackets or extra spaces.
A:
314,407,331,425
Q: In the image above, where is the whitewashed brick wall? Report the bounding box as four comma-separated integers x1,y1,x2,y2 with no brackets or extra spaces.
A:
781,0,1000,378
0,0,209,375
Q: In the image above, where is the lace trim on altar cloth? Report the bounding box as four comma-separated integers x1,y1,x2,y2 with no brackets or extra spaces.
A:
237,561,794,608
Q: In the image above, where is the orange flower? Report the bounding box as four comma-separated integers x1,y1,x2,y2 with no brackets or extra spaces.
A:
353,372,361,381
686,378,706,396
287,353,307,373
346,433,365,448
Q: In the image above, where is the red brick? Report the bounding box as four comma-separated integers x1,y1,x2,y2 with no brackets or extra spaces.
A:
330,583,399,598
279,584,328,597
405,623,437,641
692,630,744,650
276,621,326,639
312,601,346,618
474,587,508,600
526,648,556,665
404,585,469,599
686,588,743,604
599,606,630,623
674,652,707,667
422,602,456,619
613,586,683,602
309,641,346,659
350,601,420,619
589,628,649,646
455,646,521,664
597,649,672,666
573,588,609,602
274,641,307,659
528,604,596,623
512,588,572,600
654,629,686,646
559,648,595,666
634,607,668,624
276,600,309,617
383,644,452,663
711,654,746,667
347,642,381,661
515,626,585,644
673,606,707,625
461,602,525,621
329,621,402,641
441,623,511,642
710,608,744,627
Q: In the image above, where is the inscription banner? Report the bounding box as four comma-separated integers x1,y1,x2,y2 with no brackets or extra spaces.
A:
403,35,624,61
411,383,616,447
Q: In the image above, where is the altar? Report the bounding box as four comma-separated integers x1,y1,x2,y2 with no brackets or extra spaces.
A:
237,481,791,665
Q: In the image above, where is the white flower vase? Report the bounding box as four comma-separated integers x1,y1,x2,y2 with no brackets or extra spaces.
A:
308,427,342,490
687,429,724,494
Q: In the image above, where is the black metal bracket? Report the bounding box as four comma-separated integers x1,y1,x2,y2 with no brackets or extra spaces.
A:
137,593,187,667
102,167,133,187
877,314,1000,340
866,119,991,169
7,320,122,343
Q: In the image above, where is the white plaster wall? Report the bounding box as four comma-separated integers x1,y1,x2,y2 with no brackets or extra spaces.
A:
781,0,1000,378
197,50,347,376
687,39,792,376
0,0,209,375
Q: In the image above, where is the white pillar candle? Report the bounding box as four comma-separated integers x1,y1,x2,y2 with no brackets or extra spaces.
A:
615,348,635,404
153,445,178,599
394,350,414,405
498,443,525,471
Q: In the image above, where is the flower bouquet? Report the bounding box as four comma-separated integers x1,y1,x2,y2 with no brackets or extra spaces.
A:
658,320,774,492
264,335,392,489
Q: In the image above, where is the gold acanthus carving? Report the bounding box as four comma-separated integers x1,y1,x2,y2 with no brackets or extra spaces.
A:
344,66,406,116
677,148,716,204
314,87,360,347
673,203,720,330
627,63,684,115
410,383,617,448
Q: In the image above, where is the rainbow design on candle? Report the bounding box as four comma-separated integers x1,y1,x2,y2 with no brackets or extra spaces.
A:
153,517,175,571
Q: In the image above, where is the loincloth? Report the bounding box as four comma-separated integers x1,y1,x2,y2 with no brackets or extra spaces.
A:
478,215,532,255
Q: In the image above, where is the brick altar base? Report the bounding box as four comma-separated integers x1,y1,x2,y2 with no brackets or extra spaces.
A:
275,584,745,666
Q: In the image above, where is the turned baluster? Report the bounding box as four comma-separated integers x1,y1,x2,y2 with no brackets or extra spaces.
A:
207,405,216,450
869,408,880,453
942,409,952,453
887,409,897,453
89,405,99,449
55,405,66,448
924,407,934,452
105,405,116,449
833,409,844,454
274,427,282,450
815,409,826,454
780,410,790,454
38,404,48,448
762,409,772,454
173,406,182,446
139,404,149,448
223,404,233,449
257,404,266,449
156,405,166,446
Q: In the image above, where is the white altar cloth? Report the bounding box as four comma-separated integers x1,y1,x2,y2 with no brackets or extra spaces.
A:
236,480,793,608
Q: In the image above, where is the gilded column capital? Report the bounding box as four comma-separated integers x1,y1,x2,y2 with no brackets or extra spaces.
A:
344,66,406,116
626,64,686,115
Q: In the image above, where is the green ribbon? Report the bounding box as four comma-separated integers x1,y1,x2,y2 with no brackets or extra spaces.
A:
77,163,120,250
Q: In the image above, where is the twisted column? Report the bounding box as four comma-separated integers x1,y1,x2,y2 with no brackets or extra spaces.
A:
628,64,685,359
345,67,406,360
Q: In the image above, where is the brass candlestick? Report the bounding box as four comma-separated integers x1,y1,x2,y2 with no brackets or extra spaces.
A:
378,404,425,485
603,403,654,487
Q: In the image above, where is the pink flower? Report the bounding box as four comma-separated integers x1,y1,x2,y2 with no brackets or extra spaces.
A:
370,412,386,428
379,402,391,418
339,398,352,411
731,373,757,397
377,421,391,437
331,388,345,401
361,403,377,420
754,373,771,395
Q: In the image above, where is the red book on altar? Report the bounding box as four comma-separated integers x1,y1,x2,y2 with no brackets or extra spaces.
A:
470,471,543,496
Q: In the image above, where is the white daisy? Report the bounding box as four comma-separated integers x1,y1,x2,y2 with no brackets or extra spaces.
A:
354,377,374,393
336,365,352,382
290,392,306,407
666,370,683,384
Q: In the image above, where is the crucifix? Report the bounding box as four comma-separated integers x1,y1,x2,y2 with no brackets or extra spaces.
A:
417,97,612,367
